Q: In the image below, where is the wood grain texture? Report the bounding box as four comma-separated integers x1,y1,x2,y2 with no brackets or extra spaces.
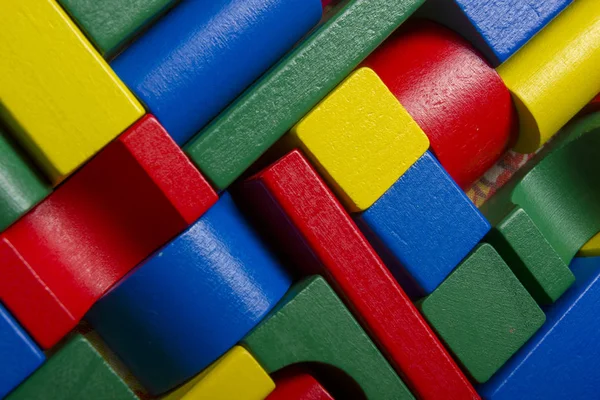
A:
0,128,50,232
6,335,137,400
242,276,415,400
356,151,490,297
480,256,600,399
112,0,322,145
184,0,425,190
0,304,45,399
87,193,291,395
57,0,179,57
266,373,334,400
162,346,275,400
0,0,144,183
419,244,546,383
0,115,217,349
418,0,573,64
243,149,479,400
486,207,574,304
362,21,516,189
290,68,429,211
496,0,600,153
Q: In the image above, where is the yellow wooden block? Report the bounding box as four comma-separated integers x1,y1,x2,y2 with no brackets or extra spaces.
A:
0,0,144,184
290,67,429,212
496,0,600,153
579,233,600,257
161,346,275,400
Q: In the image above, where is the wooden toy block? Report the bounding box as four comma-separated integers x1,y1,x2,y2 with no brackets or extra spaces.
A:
289,67,429,212
243,150,479,400
0,115,217,349
57,0,179,58
0,128,50,232
486,207,574,304
419,244,546,383
480,256,600,399
266,372,334,400
418,0,573,65
580,234,600,257
363,21,516,189
0,0,144,184
6,334,137,400
496,0,600,153
242,276,414,400
86,193,291,395
0,304,45,398
161,346,275,400
185,0,425,190
356,151,491,297
111,0,322,145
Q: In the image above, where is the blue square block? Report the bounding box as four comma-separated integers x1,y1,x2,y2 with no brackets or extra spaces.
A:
356,151,490,297
0,304,45,398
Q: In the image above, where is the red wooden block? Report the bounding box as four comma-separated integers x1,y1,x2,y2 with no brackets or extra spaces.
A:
0,115,217,349
267,373,334,400
243,149,479,400
580,93,600,116
362,21,516,189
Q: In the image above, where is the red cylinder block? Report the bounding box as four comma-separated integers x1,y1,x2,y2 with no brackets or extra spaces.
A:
363,21,517,189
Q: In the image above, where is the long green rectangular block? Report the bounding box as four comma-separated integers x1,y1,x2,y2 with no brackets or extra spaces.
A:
184,0,425,190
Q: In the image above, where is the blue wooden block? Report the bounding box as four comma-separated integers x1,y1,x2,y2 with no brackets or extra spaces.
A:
85,192,292,395
0,304,45,398
355,151,490,297
111,0,322,145
480,256,600,399
419,0,573,64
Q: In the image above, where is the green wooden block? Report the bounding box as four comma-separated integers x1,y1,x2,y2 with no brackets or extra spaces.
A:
0,128,49,232
242,276,414,400
184,0,424,190
419,244,546,384
7,335,137,400
487,207,575,304
57,0,179,57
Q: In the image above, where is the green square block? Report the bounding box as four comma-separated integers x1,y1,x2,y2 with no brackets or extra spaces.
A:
487,207,575,304
7,335,137,400
419,244,546,383
57,0,179,58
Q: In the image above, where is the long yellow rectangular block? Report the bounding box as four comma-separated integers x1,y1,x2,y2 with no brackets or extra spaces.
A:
161,346,275,400
290,67,429,212
579,233,600,257
496,0,600,153
0,0,144,184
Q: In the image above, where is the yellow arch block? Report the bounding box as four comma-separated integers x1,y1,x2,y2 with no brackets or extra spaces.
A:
290,67,429,212
0,0,144,184
579,233,600,257
496,0,600,153
162,346,275,400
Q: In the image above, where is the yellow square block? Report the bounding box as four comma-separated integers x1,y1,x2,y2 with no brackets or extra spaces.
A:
579,233,600,257
290,67,429,212
0,0,144,184
161,346,275,400
496,0,600,153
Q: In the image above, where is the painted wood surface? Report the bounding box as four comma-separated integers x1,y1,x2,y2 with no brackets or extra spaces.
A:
0,115,217,349
266,373,334,400
0,0,144,183
112,0,322,145
184,0,425,190
242,276,414,400
363,21,515,189
356,151,490,297
243,149,479,400
87,193,291,395
419,244,545,383
496,0,600,153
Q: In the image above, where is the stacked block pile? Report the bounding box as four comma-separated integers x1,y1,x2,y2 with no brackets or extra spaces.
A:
1,0,599,399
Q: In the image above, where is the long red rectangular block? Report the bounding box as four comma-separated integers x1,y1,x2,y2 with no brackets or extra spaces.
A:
243,149,479,400
0,115,218,349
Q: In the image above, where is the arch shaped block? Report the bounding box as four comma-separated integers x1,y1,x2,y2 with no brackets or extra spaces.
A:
87,193,292,395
